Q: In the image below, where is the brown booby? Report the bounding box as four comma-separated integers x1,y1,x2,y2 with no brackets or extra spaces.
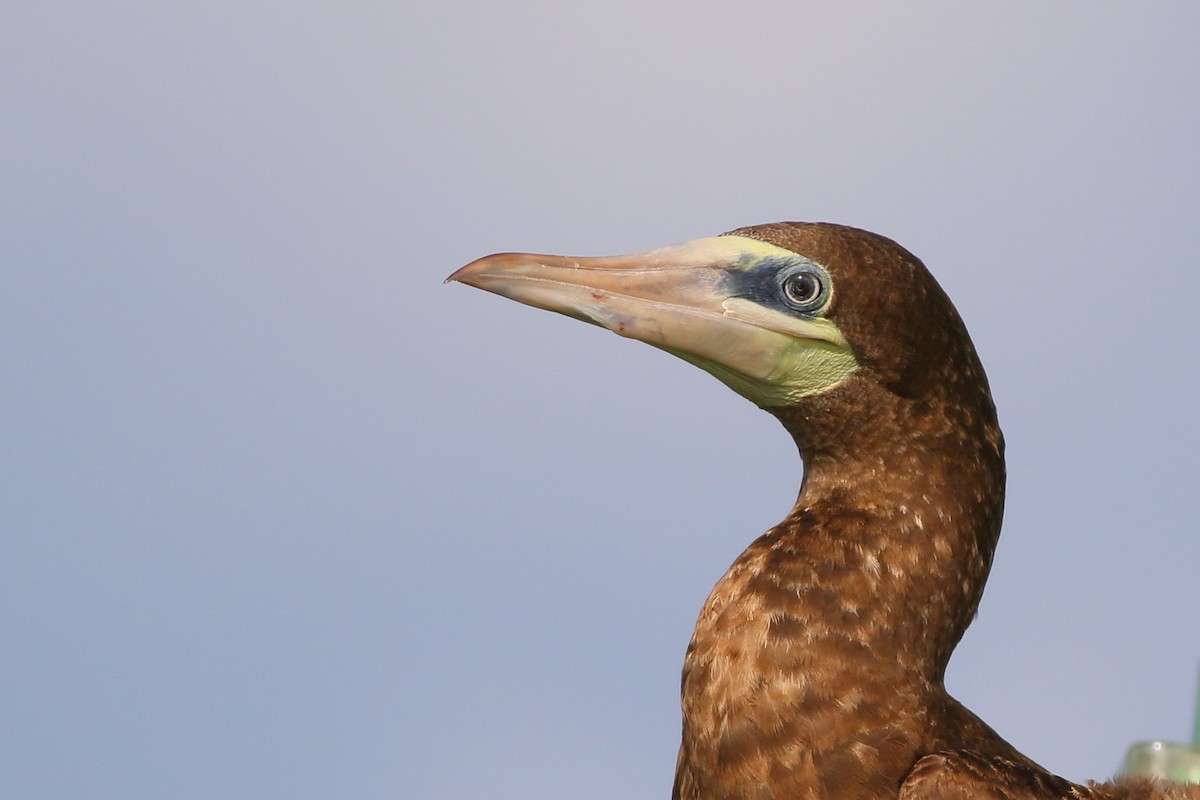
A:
447,223,1197,800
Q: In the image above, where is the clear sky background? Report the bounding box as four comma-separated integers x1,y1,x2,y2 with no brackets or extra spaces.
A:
3,3,1198,798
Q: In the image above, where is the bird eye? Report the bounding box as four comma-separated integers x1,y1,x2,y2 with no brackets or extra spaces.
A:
779,265,829,313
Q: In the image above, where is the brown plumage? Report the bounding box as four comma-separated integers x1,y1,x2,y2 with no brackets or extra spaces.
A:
448,222,1197,800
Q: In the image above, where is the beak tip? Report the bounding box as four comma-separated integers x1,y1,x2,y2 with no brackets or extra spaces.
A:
446,253,518,288
445,262,482,288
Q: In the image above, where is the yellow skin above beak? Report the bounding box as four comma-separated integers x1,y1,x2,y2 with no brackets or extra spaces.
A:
447,235,859,407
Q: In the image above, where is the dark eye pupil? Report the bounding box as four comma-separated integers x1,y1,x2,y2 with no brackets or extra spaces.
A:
784,273,820,305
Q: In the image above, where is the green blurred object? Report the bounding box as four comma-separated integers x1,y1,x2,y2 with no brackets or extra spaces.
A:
1119,667,1200,784
1122,741,1200,784
1195,665,1200,749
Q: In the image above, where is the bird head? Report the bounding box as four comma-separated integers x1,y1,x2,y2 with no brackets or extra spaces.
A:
448,222,985,417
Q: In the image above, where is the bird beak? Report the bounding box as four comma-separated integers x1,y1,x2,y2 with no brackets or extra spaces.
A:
447,235,857,406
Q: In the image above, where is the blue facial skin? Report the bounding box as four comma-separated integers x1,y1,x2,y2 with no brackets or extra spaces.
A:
719,256,831,318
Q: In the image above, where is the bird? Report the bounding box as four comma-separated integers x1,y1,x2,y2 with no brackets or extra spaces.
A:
447,222,1197,800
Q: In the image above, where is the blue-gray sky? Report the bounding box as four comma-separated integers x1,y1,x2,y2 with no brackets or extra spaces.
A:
3,3,1198,798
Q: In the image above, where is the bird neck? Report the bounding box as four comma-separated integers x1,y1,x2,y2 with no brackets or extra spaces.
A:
777,374,1006,674
676,375,1005,798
